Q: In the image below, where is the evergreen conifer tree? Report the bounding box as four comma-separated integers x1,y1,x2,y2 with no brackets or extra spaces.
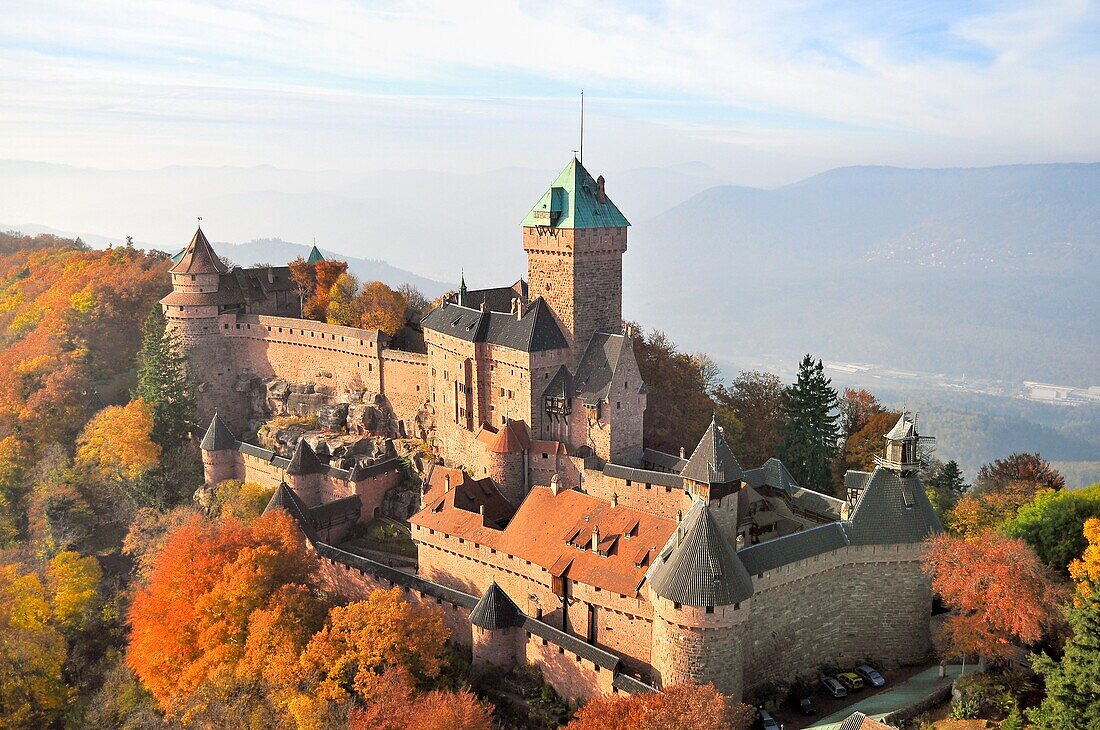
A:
1029,596,1100,728
780,355,838,489
134,308,195,449
926,460,969,514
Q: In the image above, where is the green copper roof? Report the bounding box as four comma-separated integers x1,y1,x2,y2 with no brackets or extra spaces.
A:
306,245,325,264
521,158,630,229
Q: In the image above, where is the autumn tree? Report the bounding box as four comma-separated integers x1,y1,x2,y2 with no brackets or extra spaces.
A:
46,551,103,634
780,355,839,490
397,283,430,324
134,306,195,448
713,371,784,467
838,387,882,439
948,453,1066,538
326,271,363,326
26,445,94,557
0,561,70,727
358,281,407,336
631,326,719,455
1002,484,1100,572
121,505,200,583
567,682,755,730
0,435,31,546
347,667,493,730
127,510,322,711
833,409,902,487
923,531,1066,664
1069,517,1100,601
976,452,1065,495
298,587,449,703
290,257,349,321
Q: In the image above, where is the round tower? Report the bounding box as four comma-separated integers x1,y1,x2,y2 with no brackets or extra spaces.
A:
199,412,239,486
160,226,230,351
469,582,522,678
647,500,753,700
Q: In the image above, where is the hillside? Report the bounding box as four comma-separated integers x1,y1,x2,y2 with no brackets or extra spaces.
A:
627,163,1100,384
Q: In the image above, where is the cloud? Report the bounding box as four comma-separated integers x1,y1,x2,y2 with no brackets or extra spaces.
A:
0,0,1096,176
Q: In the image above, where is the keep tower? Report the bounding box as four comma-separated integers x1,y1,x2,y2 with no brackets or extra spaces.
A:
161,226,229,349
522,158,630,369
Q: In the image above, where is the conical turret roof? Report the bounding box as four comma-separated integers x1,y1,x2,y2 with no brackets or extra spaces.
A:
263,482,311,524
306,245,325,264
648,500,753,607
680,416,743,485
199,412,237,451
286,439,325,475
469,581,523,629
169,227,229,275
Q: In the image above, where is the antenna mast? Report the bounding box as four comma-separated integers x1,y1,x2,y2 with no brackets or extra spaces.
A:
579,90,584,164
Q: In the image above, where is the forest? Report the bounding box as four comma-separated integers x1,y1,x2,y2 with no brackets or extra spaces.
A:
2,231,1099,729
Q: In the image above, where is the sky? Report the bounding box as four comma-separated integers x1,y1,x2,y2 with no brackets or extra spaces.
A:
1,0,1098,185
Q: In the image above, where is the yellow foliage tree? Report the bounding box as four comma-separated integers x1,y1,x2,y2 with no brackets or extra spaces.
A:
76,398,161,483
1069,517,1100,601
213,480,276,521
0,563,70,727
325,272,363,327
46,550,102,633
358,281,407,336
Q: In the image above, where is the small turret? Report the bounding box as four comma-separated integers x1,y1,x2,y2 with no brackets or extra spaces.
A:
470,582,523,678
874,412,935,477
200,412,238,485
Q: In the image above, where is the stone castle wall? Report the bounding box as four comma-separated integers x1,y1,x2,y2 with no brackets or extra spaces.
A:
743,542,932,695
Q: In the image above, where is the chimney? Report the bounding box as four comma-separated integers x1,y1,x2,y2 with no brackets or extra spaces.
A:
515,299,523,321
267,266,274,284
479,504,486,516
550,473,562,495
591,525,600,552
679,446,686,459
480,300,488,312
596,175,607,203
625,323,633,338
444,474,451,492
610,492,618,508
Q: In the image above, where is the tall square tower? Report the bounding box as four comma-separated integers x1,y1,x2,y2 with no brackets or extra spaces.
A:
522,158,630,369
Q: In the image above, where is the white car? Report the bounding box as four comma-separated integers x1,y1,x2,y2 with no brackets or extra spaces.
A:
821,676,848,698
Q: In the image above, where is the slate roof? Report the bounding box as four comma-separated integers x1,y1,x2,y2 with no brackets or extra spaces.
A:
744,458,847,520
457,281,527,313
421,297,567,352
169,227,229,275
647,500,753,607
160,265,296,307
309,495,362,525
846,467,944,545
469,581,523,629
845,470,873,492
286,439,325,475
199,412,237,451
642,448,687,473
264,482,312,525
602,463,684,490
738,522,850,575
573,332,629,404
306,245,325,264
521,158,630,229
680,416,743,485
542,365,572,401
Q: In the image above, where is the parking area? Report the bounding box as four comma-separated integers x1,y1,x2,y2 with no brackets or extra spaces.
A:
767,664,962,730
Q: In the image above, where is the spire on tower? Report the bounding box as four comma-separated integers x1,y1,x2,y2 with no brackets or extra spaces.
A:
458,270,467,307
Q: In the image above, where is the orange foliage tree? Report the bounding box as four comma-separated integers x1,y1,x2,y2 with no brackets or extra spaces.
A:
290,257,348,321
567,682,755,730
347,667,493,730
357,281,407,336
922,531,1066,663
127,510,322,710
298,586,449,702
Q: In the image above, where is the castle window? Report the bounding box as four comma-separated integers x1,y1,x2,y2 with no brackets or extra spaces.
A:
673,602,681,610
190,274,195,281
706,606,714,614
224,324,229,329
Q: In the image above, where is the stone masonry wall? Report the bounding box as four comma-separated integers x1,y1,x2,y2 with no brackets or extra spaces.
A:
743,543,932,695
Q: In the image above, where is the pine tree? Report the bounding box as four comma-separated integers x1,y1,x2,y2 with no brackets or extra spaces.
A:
926,460,969,515
134,307,195,449
1029,595,1100,729
780,355,838,490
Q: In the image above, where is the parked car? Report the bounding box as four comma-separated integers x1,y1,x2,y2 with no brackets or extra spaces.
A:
796,696,817,716
820,676,848,698
837,672,865,691
756,708,780,729
855,664,886,688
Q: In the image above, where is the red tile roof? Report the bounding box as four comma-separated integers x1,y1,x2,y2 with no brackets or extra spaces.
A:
475,420,532,453
421,466,515,527
412,485,676,596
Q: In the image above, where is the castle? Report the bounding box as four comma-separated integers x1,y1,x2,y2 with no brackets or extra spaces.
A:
166,157,944,704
